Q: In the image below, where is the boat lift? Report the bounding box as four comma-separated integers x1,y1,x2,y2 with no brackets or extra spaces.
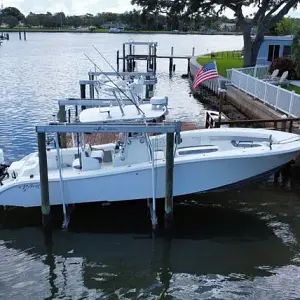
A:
84,71,157,101
36,121,181,232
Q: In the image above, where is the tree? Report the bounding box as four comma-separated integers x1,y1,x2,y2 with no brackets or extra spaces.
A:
131,0,300,66
66,16,84,28
2,15,19,28
292,29,300,77
275,17,297,35
2,7,24,22
25,12,40,27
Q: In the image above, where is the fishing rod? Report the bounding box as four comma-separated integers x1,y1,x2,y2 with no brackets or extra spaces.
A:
83,53,145,116
92,45,144,104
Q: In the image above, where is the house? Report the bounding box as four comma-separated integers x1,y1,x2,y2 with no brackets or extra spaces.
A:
256,35,293,65
220,22,236,32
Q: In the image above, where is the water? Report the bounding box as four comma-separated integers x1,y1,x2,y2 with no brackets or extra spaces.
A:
1,33,300,299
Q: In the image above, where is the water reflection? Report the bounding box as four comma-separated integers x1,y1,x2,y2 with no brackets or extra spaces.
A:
1,184,300,299
1,33,300,299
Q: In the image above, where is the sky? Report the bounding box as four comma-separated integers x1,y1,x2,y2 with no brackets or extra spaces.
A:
2,0,300,18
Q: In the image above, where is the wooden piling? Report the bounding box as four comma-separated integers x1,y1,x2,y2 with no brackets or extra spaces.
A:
24,31,26,41
153,45,157,74
117,50,120,72
218,90,225,127
89,74,95,99
57,105,67,148
145,75,154,100
187,58,191,76
169,47,174,75
164,132,174,229
38,132,51,232
122,43,126,72
80,84,86,110
129,44,133,72
192,47,195,56
19,30,21,40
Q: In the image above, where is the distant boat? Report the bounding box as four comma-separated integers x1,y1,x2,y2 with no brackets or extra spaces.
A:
109,27,124,33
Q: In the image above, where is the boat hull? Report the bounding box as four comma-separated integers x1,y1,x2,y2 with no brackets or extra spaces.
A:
0,150,297,207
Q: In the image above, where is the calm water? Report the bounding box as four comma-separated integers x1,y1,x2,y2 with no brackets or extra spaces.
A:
1,33,300,300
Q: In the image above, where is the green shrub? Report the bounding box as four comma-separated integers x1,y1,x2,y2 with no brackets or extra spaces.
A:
269,57,298,80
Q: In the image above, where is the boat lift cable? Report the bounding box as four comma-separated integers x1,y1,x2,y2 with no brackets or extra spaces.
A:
83,53,145,117
92,45,144,104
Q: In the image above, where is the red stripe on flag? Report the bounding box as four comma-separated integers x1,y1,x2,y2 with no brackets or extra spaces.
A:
192,63,219,90
193,71,218,89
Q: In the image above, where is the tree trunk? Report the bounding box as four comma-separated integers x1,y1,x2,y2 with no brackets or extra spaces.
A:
243,28,264,67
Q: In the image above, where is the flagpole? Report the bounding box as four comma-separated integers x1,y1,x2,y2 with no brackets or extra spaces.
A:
214,60,221,94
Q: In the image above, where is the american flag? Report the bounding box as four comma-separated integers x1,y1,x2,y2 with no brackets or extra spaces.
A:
192,62,219,90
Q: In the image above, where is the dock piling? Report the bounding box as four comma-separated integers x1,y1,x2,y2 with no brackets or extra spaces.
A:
218,89,226,127
192,47,195,57
80,84,86,110
164,132,175,230
57,105,67,148
122,43,126,72
38,132,51,232
169,47,174,75
18,30,21,40
88,74,95,99
116,50,120,72
24,31,26,41
153,45,157,74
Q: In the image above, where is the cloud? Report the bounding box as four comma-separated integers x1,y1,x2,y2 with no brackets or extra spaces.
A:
3,0,133,15
3,0,299,18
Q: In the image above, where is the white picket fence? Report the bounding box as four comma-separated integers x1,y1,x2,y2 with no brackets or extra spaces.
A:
227,65,269,80
231,69,300,117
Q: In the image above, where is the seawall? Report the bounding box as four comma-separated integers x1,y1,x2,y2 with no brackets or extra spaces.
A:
190,57,285,120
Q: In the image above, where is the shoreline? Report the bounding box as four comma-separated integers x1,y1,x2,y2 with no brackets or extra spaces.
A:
0,28,243,35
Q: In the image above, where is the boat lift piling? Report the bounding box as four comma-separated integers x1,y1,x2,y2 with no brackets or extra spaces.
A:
169,47,174,75
36,122,181,232
37,132,51,233
57,105,67,148
88,74,95,99
165,132,175,230
80,83,87,110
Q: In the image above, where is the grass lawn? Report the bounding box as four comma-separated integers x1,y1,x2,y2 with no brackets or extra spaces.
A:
196,51,243,77
282,84,300,95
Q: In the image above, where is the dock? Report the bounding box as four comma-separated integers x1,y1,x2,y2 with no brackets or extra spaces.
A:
117,41,195,76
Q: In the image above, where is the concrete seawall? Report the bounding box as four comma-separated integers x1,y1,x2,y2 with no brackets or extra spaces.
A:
190,57,285,120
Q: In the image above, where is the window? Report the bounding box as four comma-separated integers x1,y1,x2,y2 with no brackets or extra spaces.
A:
283,45,291,57
267,45,280,62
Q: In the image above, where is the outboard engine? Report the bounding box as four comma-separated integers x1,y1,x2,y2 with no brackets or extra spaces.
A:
0,149,4,165
0,149,9,185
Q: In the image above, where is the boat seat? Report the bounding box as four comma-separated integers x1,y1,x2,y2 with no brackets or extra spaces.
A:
99,108,111,118
84,144,92,157
72,156,101,171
